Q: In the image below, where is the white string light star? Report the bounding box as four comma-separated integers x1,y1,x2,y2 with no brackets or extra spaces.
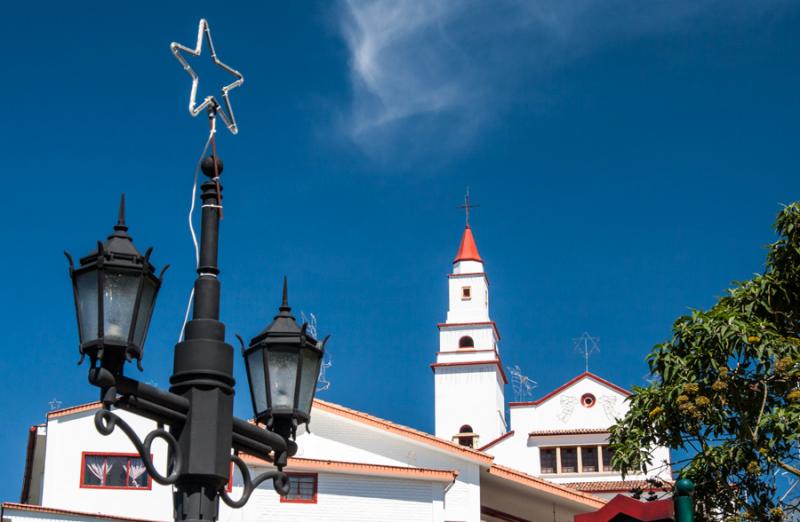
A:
171,19,244,134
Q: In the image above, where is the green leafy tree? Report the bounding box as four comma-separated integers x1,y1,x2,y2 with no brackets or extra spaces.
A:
609,203,800,521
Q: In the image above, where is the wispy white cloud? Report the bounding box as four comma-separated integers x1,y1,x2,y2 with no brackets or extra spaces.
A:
337,0,788,160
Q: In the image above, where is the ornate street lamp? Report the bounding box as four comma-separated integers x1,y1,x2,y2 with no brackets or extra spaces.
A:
63,19,330,522
66,196,165,377
66,156,328,521
245,278,327,440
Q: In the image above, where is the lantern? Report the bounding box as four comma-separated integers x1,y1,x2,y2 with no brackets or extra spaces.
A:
66,195,164,374
244,278,326,439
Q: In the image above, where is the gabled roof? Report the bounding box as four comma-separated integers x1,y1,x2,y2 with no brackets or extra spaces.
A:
240,454,458,482
486,464,606,509
43,399,493,464
1,503,166,522
313,399,493,464
453,225,482,264
508,372,631,408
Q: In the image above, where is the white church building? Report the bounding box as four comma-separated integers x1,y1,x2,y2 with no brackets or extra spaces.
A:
3,223,670,522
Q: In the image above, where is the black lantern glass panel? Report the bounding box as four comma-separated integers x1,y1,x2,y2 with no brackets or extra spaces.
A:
75,270,99,342
268,350,298,410
103,272,141,342
297,349,322,416
246,350,268,415
245,279,326,438
132,276,159,350
67,196,164,374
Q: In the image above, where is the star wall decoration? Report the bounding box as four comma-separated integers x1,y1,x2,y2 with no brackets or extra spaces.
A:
171,19,244,134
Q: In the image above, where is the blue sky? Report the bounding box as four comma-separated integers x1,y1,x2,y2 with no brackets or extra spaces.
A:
1,0,798,501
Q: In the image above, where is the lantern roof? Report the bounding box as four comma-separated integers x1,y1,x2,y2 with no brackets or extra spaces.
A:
80,194,148,266
251,278,309,342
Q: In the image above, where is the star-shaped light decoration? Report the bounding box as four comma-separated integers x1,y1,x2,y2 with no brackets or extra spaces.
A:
48,398,63,411
171,19,244,134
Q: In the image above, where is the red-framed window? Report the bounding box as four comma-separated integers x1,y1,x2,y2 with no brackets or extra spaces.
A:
280,473,317,504
80,452,152,490
540,448,557,474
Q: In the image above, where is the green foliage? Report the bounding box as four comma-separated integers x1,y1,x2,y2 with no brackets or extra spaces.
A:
610,203,800,521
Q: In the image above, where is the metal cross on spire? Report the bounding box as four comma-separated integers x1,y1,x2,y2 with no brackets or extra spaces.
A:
457,187,479,226
171,19,244,134
573,332,600,372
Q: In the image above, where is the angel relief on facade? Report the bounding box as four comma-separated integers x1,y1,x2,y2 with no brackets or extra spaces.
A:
599,395,622,421
556,395,577,423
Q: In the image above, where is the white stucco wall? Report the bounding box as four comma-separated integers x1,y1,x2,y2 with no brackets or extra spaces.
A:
40,409,173,521
32,405,485,522
298,409,482,522
495,375,672,485
452,260,483,275
222,472,441,522
446,274,489,324
520,377,628,432
435,252,505,448
438,326,497,353
434,365,506,445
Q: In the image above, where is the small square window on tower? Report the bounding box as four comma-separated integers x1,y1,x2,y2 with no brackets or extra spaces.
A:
461,286,471,300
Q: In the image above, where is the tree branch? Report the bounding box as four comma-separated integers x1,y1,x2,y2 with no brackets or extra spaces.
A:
775,458,800,479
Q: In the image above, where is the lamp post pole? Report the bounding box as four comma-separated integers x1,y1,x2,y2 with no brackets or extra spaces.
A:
169,156,234,522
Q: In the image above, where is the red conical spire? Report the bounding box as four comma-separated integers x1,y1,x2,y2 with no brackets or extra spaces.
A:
454,225,483,264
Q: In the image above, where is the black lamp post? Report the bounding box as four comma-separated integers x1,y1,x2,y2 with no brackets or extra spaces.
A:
65,156,327,522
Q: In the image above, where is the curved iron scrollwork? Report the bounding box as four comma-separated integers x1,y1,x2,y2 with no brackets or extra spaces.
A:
219,454,290,508
94,408,182,485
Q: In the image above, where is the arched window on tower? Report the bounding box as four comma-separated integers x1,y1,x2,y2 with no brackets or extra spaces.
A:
458,336,474,349
455,424,478,448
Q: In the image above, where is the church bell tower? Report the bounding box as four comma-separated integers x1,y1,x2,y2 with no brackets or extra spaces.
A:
433,203,506,448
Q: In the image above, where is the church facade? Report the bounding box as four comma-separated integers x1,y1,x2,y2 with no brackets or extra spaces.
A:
3,223,669,522
432,224,671,499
